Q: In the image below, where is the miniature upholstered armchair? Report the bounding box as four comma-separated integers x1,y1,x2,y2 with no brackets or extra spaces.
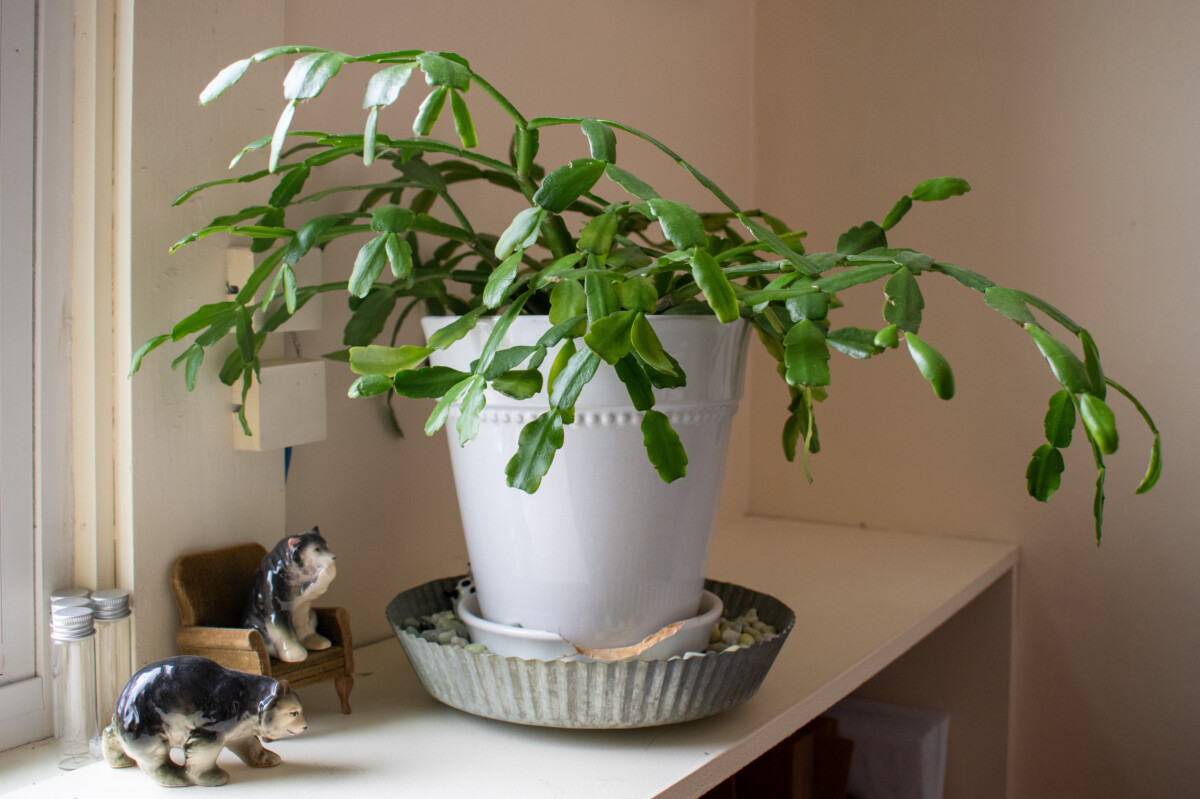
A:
170,543,354,714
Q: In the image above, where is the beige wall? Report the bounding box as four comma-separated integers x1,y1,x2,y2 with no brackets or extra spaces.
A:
127,0,288,663
123,0,1197,795
750,1,1198,796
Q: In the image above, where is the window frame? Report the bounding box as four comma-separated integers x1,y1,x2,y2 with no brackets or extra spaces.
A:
0,0,77,752
0,0,43,729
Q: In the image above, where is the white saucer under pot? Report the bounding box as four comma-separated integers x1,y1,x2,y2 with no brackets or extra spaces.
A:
458,589,724,661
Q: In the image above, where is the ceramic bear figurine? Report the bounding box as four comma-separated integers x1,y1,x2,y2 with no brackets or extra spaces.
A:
102,655,307,786
242,528,338,662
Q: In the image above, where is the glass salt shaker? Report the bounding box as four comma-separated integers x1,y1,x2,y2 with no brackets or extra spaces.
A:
50,605,101,770
91,588,133,730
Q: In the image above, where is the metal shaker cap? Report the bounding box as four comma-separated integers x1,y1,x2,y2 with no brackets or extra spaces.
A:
51,605,95,640
91,588,131,620
51,596,92,611
50,587,90,602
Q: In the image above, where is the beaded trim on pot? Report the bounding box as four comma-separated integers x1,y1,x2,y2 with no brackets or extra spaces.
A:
449,403,738,427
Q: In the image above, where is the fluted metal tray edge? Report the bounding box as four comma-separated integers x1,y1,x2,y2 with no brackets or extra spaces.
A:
385,576,794,729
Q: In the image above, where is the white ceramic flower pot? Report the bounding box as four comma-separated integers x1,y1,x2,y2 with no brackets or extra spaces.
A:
421,314,750,651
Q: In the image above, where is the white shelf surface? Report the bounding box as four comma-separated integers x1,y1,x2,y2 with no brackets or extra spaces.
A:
0,516,1016,798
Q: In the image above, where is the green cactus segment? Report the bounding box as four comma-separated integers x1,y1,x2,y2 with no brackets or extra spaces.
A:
505,411,565,494
1027,443,1066,502
783,320,831,387
904,332,955,400
641,410,688,483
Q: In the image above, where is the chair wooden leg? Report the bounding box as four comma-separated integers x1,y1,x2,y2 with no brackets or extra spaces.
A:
334,673,354,714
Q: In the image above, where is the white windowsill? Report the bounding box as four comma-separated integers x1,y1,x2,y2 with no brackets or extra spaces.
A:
0,516,1016,797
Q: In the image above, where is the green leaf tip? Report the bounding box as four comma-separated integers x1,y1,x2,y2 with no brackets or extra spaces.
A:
905,332,955,400
783,319,831,387
580,118,617,163
534,159,606,214
417,51,472,92
349,344,434,377
1043,390,1076,448
1080,393,1119,455
1026,443,1065,502
642,409,688,483
283,51,349,102
1137,434,1163,495
505,411,565,494
911,177,971,202
1026,323,1089,393
200,58,252,105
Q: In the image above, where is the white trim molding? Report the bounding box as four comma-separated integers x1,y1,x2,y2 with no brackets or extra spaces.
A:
0,0,77,752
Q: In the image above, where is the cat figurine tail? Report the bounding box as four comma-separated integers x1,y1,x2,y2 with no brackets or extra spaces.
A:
242,528,338,663
103,655,307,786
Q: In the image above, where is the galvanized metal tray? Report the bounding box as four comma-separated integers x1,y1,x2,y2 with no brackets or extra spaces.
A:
385,576,794,729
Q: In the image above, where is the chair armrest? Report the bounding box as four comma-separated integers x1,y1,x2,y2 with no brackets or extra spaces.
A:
314,607,354,671
176,625,271,676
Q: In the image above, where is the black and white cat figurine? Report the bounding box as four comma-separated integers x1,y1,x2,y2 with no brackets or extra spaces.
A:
102,655,307,786
242,528,338,663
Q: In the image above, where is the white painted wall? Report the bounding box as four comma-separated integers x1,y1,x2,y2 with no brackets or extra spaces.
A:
750,1,1198,796
126,0,287,664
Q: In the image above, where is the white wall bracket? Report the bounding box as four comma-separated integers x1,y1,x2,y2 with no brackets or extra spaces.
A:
232,358,327,452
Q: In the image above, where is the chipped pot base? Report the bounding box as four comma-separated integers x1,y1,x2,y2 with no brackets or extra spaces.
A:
385,576,794,729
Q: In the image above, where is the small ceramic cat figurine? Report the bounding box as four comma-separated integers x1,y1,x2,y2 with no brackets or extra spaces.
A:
102,655,307,786
242,528,338,663
448,573,476,616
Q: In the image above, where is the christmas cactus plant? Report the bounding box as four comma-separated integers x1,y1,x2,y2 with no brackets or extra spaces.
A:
131,47,1162,541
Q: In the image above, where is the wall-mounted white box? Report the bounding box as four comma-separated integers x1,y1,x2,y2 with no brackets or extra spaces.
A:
226,245,324,332
233,358,327,452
